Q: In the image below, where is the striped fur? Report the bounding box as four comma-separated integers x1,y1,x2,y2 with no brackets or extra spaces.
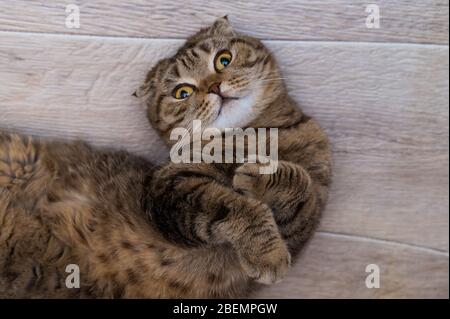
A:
0,18,331,298
140,18,332,289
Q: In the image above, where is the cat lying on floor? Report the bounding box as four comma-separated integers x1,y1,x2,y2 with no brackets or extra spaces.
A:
0,17,331,298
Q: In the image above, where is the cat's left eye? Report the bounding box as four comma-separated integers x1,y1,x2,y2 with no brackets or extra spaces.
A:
214,50,232,72
173,84,195,99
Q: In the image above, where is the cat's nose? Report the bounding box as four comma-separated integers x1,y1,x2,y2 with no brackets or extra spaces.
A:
208,82,222,95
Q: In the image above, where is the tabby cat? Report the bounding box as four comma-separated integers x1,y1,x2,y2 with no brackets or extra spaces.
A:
0,17,331,298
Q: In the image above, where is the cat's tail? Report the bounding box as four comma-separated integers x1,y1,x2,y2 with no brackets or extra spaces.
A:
0,131,41,189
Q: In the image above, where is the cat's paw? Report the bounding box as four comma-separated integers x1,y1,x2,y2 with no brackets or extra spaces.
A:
232,163,268,199
233,161,312,204
237,234,291,285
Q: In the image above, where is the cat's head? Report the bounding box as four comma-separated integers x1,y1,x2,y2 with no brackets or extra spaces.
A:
137,17,284,143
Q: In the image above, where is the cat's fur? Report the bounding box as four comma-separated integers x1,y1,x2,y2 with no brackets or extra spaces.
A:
0,17,331,298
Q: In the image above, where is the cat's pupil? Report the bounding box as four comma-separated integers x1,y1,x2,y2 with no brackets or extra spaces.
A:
221,58,229,66
181,90,188,98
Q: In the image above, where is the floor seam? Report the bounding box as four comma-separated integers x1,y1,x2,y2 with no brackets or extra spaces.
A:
0,29,448,48
317,231,449,257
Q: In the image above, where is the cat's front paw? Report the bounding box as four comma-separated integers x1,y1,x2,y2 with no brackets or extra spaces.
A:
232,163,268,199
236,233,291,285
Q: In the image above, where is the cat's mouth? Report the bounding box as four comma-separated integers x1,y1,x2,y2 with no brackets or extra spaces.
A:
217,96,240,116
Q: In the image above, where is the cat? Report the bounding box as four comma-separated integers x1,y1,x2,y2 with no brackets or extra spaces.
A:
0,17,331,298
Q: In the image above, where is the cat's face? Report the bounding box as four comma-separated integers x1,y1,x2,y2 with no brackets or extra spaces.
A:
137,17,283,143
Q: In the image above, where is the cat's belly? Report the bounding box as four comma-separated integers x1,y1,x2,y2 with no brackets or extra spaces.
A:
0,133,251,298
1,181,249,298
1,179,249,297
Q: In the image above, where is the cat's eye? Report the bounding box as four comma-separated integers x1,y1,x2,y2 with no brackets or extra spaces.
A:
214,50,232,72
173,84,195,99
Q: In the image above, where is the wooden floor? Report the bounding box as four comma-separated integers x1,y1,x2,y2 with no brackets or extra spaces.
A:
0,1,448,298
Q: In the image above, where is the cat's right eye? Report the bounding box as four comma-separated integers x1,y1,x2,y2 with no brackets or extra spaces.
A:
214,50,232,72
173,84,195,99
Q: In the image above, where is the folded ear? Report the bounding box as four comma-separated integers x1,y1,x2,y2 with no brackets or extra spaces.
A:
133,81,152,98
133,65,159,99
207,16,234,37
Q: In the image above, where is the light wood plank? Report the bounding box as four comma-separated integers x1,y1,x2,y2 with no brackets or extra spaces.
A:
0,0,448,44
0,32,448,252
276,42,450,252
255,232,449,298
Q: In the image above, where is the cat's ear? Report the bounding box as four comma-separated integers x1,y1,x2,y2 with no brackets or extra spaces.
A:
133,67,158,99
207,16,234,37
133,82,151,98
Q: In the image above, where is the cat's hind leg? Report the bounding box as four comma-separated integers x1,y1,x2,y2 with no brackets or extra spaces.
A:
233,160,328,253
145,162,291,285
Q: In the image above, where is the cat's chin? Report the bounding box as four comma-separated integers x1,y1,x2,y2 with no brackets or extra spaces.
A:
210,94,256,130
